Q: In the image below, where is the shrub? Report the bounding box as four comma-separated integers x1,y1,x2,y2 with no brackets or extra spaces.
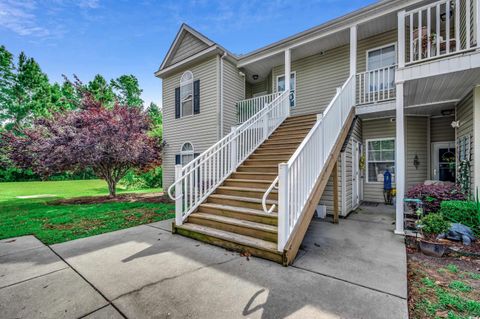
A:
419,213,450,236
440,201,480,234
406,183,466,214
121,167,162,190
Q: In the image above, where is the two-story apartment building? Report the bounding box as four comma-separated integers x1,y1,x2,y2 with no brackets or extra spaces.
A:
156,0,480,264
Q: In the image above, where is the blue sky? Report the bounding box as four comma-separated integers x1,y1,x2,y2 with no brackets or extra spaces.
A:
0,0,376,107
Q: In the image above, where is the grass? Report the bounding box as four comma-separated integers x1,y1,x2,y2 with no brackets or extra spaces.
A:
409,258,480,319
0,180,174,244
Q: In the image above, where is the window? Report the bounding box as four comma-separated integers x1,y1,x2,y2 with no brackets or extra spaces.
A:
180,142,194,166
180,71,193,117
366,44,396,92
276,72,296,107
366,138,395,183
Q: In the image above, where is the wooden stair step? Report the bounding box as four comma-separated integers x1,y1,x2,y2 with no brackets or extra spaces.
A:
230,172,277,180
244,159,286,166
270,132,310,139
249,152,293,159
261,140,302,147
223,178,274,188
198,203,278,225
175,223,282,263
216,186,277,200
237,165,278,173
188,212,277,242
207,194,277,211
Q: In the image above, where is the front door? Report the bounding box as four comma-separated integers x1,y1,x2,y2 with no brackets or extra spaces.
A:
352,141,362,208
276,72,296,107
431,142,456,182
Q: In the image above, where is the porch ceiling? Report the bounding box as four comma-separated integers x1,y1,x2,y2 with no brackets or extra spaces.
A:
404,68,480,107
241,12,398,84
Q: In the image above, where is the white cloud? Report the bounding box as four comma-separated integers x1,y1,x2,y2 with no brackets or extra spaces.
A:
0,0,100,38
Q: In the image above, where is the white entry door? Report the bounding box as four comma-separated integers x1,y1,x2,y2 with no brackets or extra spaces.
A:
431,142,456,182
276,72,296,108
352,141,362,208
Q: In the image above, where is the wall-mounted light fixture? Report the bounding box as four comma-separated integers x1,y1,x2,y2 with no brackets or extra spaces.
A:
413,154,420,170
451,121,460,128
441,109,455,116
252,74,259,81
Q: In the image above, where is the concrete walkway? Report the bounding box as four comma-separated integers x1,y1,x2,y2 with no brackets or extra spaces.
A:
0,204,407,319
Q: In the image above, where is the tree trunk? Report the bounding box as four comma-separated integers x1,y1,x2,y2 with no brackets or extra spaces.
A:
106,178,116,197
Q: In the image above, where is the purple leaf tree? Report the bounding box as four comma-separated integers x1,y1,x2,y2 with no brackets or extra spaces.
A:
2,85,162,197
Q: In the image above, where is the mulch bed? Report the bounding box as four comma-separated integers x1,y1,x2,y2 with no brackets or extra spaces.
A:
50,192,173,205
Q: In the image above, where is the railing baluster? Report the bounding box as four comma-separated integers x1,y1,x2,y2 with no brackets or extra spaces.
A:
410,13,414,62
437,3,441,56
427,7,431,58
455,0,460,51
467,0,472,49
418,11,422,61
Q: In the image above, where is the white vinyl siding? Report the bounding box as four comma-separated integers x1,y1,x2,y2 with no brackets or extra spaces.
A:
223,59,245,136
456,91,474,190
272,44,350,116
162,57,219,189
430,116,455,143
362,118,396,202
166,32,209,67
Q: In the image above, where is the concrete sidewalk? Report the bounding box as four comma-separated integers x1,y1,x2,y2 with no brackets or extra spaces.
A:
0,205,407,319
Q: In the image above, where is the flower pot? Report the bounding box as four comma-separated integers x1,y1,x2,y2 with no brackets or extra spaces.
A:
419,239,447,257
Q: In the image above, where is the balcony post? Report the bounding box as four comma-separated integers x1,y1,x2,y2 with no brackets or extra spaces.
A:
398,10,406,68
477,0,480,47
395,81,405,235
350,25,357,77
284,49,291,93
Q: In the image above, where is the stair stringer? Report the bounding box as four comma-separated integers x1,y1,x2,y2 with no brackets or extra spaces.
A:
282,109,356,265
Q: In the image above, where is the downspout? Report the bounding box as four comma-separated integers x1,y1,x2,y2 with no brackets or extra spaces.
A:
220,51,228,138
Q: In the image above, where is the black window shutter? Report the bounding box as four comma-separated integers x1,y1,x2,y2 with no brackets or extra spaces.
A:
193,80,200,114
175,87,180,118
175,154,181,165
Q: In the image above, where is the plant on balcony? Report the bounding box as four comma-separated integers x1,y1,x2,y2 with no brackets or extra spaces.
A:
406,183,466,214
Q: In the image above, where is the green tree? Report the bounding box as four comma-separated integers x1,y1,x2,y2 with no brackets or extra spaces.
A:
147,102,162,140
9,52,52,128
110,74,143,107
0,46,16,126
87,74,115,107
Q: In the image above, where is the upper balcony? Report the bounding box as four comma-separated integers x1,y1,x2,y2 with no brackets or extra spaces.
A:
399,0,479,69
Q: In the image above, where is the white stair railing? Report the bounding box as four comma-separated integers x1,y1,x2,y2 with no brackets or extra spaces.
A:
236,92,282,124
262,75,356,251
168,90,290,225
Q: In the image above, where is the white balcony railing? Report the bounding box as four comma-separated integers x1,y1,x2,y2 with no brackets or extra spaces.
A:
235,92,282,124
168,91,290,225
356,65,396,105
400,0,478,66
262,75,356,251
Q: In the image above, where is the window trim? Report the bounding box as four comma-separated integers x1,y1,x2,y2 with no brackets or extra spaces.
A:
180,71,194,118
275,71,296,107
365,42,397,71
365,137,396,184
179,141,195,166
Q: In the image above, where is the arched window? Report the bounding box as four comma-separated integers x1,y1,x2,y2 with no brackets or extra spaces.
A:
180,71,194,117
180,142,194,166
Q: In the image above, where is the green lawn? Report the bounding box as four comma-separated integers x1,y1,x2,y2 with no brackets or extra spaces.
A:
0,180,174,244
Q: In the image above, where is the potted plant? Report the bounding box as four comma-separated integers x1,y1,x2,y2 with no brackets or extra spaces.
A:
417,213,451,257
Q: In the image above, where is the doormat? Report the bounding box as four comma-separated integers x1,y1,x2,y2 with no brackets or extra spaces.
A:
361,201,379,207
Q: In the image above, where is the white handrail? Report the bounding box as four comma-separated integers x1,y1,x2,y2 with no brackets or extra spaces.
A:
168,90,290,225
402,0,478,65
262,75,356,251
236,92,282,124
356,65,396,105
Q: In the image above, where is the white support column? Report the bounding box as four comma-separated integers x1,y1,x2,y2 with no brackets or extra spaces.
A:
395,82,405,235
284,49,291,93
474,86,480,192
476,0,480,47
277,162,289,252
174,164,183,226
350,25,357,77
398,10,406,68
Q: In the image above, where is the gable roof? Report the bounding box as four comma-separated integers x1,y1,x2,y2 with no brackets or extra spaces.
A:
156,23,237,78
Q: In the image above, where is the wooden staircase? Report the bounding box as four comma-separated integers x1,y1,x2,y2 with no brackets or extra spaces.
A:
174,114,317,263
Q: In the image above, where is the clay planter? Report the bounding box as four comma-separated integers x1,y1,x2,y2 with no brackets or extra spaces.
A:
419,239,447,257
